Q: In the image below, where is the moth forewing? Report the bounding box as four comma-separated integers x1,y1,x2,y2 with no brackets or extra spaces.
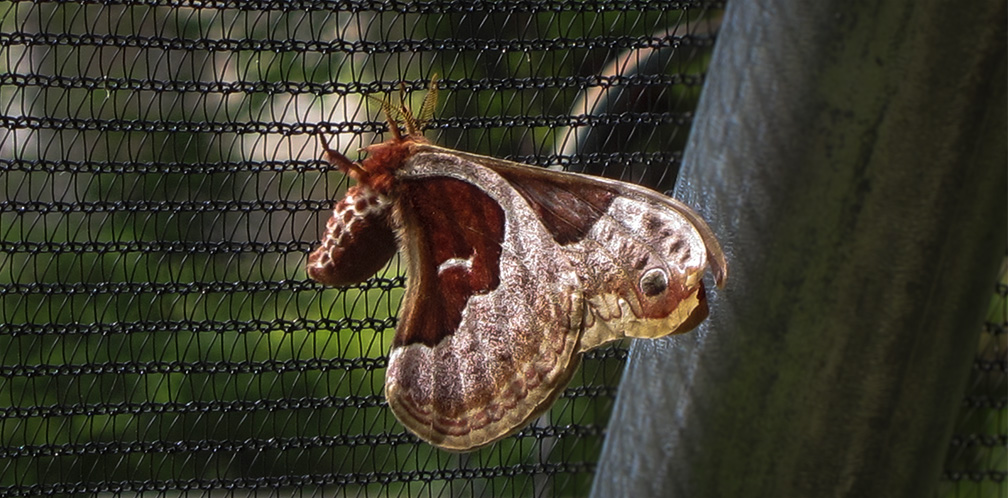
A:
408,144,725,352
412,144,727,285
385,150,586,451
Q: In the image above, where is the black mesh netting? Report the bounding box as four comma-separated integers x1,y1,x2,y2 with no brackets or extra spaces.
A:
0,1,1003,497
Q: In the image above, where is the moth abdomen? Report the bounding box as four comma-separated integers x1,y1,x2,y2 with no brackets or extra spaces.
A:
306,185,397,286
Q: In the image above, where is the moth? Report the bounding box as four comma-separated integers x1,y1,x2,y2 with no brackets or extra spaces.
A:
307,79,727,452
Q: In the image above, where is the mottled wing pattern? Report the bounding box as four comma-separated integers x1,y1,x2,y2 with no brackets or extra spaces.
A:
418,145,727,352
385,152,585,452
383,147,725,451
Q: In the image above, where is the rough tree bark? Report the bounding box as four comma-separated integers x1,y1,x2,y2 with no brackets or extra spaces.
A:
590,1,1007,496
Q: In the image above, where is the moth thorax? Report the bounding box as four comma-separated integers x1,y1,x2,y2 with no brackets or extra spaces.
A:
639,267,670,297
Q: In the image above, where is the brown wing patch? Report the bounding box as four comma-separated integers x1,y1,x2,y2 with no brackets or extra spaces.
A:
493,168,616,245
395,177,505,347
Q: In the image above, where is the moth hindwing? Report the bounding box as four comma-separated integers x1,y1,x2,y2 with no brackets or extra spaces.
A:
307,79,726,452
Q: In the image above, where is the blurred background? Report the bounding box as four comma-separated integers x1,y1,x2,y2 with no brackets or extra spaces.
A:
0,1,1002,496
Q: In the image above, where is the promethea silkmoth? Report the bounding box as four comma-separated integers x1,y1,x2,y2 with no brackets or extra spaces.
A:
307,79,727,452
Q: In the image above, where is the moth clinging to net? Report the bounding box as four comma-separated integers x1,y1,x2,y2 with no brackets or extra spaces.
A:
307,77,727,452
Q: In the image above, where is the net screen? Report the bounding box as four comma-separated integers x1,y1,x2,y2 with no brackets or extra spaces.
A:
0,1,1002,497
